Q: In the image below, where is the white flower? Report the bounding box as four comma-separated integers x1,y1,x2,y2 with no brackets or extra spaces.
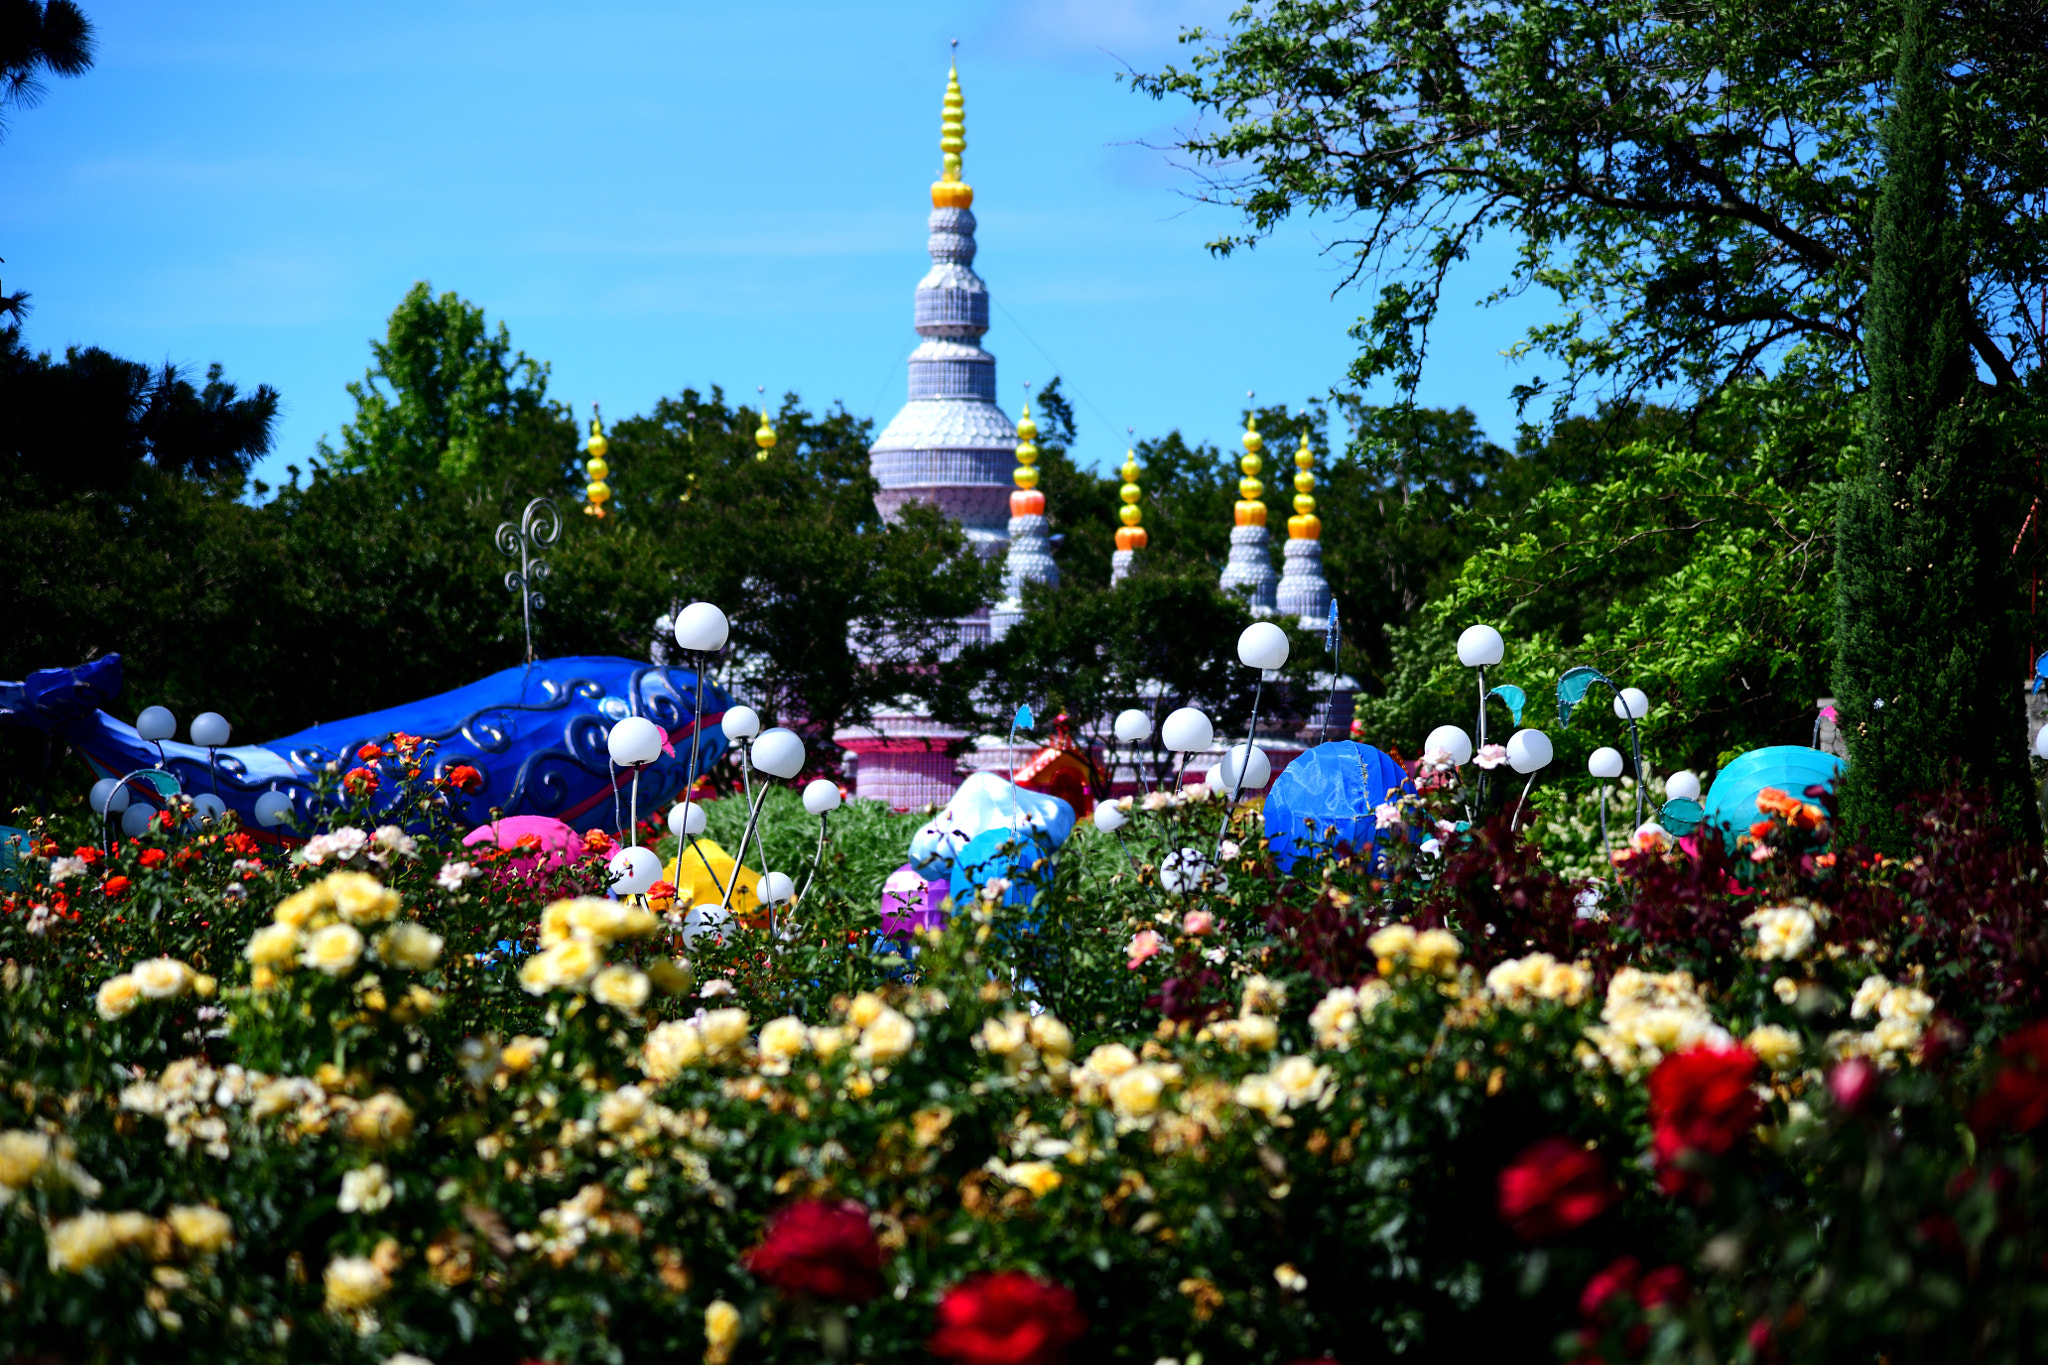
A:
337,1163,394,1214
1850,975,1890,1021
130,956,195,999
369,826,417,862
301,923,366,976
1474,744,1508,770
47,856,87,884
1744,906,1817,962
979,877,1012,903
302,827,368,866
435,861,479,892
1372,802,1402,830
373,922,443,973
95,974,142,1020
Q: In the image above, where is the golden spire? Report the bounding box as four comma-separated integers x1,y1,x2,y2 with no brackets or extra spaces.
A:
1116,428,1146,550
1234,406,1267,528
583,403,611,519
1288,425,1320,539
754,385,776,462
931,51,974,210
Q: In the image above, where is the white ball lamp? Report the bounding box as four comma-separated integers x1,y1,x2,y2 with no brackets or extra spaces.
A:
668,802,707,839
1665,769,1703,803
189,712,231,749
120,804,155,838
1093,801,1128,833
1588,747,1625,779
721,706,762,742
1113,709,1152,743
802,778,842,815
134,706,176,743
189,793,227,826
1613,687,1651,721
1425,724,1474,767
751,729,806,780
1217,741,1272,793
253,790,294,828
1456,625,1504,668
1237,621,1290,671
759,871,795,906
1161,707,1213,756
91,777,130,815
672,602,730,653
1506,728,1554,774
607,717,664,768
607,846,663,896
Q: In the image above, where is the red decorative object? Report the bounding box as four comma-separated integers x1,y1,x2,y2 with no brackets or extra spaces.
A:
1497,1136,1618,1242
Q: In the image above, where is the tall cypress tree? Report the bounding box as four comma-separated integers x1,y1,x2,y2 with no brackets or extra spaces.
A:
1832,0,2038,850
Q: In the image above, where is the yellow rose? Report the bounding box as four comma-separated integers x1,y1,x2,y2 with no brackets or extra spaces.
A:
597,1084,649,1134
1235,1072,1288,1121
705,1298,742,1365
1773,977,1801,1005
1745,1024,1802,1072
538,899,578,947
592,965,651,1011
1411,929,1462,976
518,937,601,996
979,1014,1028,1056
700,1008,752,1059
807,1025,850,1058
1027,1014,1073,1058
45,1212,119,1273
846,991,885,1028
192,974,217,999
758,1016,809,1066
373,922,443,972
326,871,400,926
301,923,366,976
245,922,299,967
855,1008,915,1065
167,1204,233,1254
999,1160,1062,1197
322,1254,390,1312
1271,1055,1332,1107
1366,923,1417,964
569,898,658,943
95,974,142,1020
1240,975,1288,1016
1234,1015,1280,1053
1309,987,1362,1051
0,1130,51,1187
131,956,195,999
273,884,332,929
500,1035,546,1073
642,1020,705,1081
1083,1044,1138,1079
1106,1064,1166,1118
346,1092,415,1147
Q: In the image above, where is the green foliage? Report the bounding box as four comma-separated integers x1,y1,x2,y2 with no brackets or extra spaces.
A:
1131,0,2048,415
1832,0,2038,849
321,283,559,484
0,1,94,145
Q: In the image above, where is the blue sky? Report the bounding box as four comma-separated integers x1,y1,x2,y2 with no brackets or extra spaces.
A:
4,0,1563,486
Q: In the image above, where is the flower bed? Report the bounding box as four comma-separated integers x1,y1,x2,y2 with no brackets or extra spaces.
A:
2,771,2046,1364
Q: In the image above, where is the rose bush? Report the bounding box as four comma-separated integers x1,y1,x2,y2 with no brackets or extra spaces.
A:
0,760,2044,1363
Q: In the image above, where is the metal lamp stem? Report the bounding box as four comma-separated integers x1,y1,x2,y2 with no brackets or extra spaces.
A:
719,782,772,916
1216,676,1266,857
799,815,828,901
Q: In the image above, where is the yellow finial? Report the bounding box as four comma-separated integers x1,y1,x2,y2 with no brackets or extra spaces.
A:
755,387,777,460
931,52,974,209
1009,395,1045,516
1288,424,1320,540
1117,430,1145,548
1235,403,1266,527
583,403,611,519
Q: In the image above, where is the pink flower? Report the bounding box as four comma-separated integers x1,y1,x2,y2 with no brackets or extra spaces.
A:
1418,746,1456,774
1474,744,1508,770
1372,801,1403,830
1126,929,1164,969
1829,1057,1878,1113
1181,910,1215,938
1749,843,1776,863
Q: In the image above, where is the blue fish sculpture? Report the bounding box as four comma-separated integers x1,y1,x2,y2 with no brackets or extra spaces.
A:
0,654,733,840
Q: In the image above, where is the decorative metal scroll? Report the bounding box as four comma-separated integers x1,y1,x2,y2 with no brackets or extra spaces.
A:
496,497,563,663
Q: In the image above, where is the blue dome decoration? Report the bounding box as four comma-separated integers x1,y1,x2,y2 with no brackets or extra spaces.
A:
1263,741,1414,873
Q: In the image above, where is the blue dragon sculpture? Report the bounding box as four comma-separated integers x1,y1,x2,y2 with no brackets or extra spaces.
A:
0,654,733,840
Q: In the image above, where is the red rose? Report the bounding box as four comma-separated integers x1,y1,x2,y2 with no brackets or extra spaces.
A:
742,1200,884,1303
223,832,259,857
446,764,485,793
1969,1021,2048,1134
357,742,385,762
1647,1045,1760,1188
930,1271,1087,1365
343,767,380,797
72,845,101,866
138,848,166,869
1498,1136,1618,1242
1579,1256,1640,1320
1635,1265,1687,1309
101,875,131,899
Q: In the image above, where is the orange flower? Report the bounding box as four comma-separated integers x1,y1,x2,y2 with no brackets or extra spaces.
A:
1747,819,1775,843
343,767,380,797
357,742,385,763
1755,787,1801,819
139,848,167,869
102,875,131,899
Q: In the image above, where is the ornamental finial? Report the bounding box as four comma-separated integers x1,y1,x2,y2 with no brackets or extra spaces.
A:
1115,426,1147,555
1288,424,1320,539
754,385,777,461
1011,398,1041,505
931,51,973,210
583,402,611,519
1235,403,1266,528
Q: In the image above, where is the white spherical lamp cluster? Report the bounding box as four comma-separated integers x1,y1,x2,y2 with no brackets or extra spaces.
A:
751,729,806,780
1588,747,1624,779
672,602,730,653
1456,625,1504,668
91,777,131,815
1237,621,1290,671
189,712,231,748
1505,728,1553,774
606,716,665,768
1161,707,1213,754
668,802,708,838
721,706,762,742
1665,770,1702,803
135,706,176,742
1612,687,1651,721
802,778,842,815
608,846,663,895
1113,709,1152,743
1425,724,1474,766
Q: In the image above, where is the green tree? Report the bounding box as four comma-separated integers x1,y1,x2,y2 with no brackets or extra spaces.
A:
321,281,558,484
1132,0,2048,415
0,0,91,141
1832,0,2038,848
